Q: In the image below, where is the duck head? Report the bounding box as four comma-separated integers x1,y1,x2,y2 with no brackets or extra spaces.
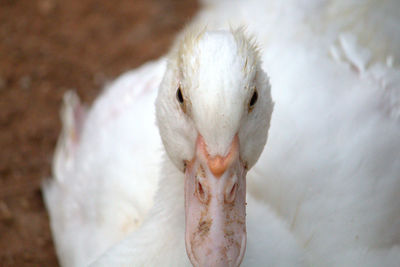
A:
156,28,273,267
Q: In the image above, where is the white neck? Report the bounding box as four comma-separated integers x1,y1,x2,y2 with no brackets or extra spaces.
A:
91,155,190,266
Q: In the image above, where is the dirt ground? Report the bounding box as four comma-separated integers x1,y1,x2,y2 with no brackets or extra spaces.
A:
0,1,198,265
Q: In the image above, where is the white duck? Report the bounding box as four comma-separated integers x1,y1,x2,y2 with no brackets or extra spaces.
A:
44,0,400,266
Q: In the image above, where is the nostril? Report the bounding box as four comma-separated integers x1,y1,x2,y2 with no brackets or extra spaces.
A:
225,183,238,203
196,179,208,203
198,181,204,196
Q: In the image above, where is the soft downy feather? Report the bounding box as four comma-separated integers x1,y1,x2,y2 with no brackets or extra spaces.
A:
43,60,167,266
44,0,400,266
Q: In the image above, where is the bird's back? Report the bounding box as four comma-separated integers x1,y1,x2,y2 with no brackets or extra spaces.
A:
43,59,166,267
239,0,400,265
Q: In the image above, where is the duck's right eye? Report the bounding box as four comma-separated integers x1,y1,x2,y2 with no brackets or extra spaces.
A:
250,90,258,107
176,87,184,104
248,89,258,112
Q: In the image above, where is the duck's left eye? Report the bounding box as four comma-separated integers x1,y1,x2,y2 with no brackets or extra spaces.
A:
176,87,184,104
249,89,258,108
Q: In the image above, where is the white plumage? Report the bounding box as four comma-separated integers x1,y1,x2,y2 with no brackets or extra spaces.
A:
43,0,400,266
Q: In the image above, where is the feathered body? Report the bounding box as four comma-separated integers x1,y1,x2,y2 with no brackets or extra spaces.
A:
44,0,400,266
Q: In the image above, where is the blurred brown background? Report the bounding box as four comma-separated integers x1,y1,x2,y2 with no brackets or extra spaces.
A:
0,0,198,265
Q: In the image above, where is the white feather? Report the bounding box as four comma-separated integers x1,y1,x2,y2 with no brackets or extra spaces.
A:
44,0,400,266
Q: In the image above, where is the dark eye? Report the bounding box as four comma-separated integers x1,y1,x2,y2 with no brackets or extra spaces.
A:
176,87,184,104
249,90,258,108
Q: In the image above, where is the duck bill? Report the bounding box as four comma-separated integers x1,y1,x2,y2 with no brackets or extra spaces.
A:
184,135,247,267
